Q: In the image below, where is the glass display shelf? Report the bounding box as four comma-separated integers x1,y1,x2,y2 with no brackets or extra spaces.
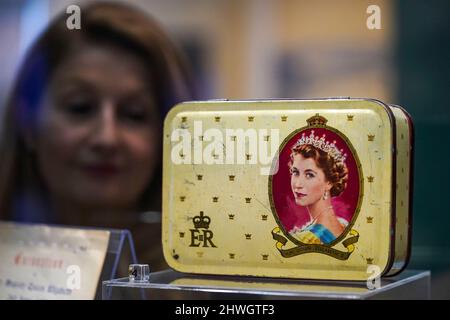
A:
102,269,430,300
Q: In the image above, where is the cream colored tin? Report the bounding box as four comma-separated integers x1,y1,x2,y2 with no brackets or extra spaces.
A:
162,98,413,281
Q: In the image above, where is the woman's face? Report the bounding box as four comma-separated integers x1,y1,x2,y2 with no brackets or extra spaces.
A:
290,153,331,207
34,44,160,212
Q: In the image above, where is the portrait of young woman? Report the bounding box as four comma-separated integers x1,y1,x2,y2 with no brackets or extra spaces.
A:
271,127,361,246
288,133,349,244
0,2,196,271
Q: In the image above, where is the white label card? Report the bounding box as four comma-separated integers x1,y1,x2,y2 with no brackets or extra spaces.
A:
0,222,110,300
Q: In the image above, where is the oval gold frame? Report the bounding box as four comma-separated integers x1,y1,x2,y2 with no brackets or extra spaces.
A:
268,120,364,249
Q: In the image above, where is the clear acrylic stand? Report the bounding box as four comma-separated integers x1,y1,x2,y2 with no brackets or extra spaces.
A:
102,269,430,300
94,228,137,299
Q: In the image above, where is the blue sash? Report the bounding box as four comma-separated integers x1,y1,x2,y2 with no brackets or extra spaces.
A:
305,223,336,244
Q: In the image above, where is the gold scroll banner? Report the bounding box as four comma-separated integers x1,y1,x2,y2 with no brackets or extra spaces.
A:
271,227,359,260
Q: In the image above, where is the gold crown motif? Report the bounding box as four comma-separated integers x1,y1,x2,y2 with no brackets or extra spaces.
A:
366,258,374,264
368,134,375,141
281,115,288,122
245,198,252,203
293,130,347,164
347,114,354,121
214,116,221,122
368,176,374,183
193,211,211,229
366,217,373,223
245,234,252,240
197,175,203,181
229,253,235,259
307,113,328,126
212,197,219,203
248,116,254,122
179,196,186,202
229,175,235,181
246,154,252,160
228,214,235,220
261,215,268,221
181,116,187,123
262,254,269,260
179,232,185,238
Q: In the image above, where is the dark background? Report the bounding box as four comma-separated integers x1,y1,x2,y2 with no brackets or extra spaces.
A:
396,0,450,298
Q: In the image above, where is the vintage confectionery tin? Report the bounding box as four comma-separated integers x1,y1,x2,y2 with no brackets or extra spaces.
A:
162,98,413,281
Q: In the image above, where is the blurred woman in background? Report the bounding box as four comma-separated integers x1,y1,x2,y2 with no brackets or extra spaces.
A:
0,2,196,271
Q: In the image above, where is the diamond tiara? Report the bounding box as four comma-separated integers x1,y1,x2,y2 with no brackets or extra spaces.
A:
292,130,347,164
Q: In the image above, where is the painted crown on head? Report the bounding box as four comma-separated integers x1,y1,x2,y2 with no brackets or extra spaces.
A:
293,130,347,164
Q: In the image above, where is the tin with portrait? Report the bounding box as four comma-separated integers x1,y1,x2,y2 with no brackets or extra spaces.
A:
162,98,413,281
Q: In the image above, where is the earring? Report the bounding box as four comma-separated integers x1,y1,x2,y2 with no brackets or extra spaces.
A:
323,191,329,200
